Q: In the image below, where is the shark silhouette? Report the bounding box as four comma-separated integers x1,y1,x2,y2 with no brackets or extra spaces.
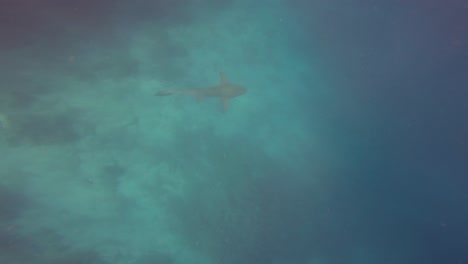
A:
155,72,246,112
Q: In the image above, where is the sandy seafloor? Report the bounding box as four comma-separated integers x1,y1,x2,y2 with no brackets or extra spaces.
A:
0,1,467,263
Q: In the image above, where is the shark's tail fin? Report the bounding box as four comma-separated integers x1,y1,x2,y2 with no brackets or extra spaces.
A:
155,90,182,96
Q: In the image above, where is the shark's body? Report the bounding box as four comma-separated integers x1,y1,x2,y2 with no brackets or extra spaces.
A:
155,72,246,112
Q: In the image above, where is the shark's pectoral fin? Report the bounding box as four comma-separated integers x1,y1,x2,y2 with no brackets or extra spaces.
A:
221,98,229,112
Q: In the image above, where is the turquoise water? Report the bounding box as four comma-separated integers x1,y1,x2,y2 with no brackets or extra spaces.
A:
0,1,467,263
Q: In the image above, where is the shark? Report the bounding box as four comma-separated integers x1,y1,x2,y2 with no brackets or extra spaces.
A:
155,72,246,112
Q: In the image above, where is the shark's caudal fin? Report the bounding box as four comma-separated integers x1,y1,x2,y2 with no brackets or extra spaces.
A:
155,90,181,96
155,89,198,99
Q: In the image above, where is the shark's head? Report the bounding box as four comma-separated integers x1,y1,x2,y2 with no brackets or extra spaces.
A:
229,84,246,98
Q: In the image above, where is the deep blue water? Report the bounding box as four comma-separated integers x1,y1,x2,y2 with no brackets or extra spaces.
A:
0,1,467,263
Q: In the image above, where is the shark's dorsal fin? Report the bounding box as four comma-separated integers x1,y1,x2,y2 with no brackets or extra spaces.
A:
220,72,229,86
